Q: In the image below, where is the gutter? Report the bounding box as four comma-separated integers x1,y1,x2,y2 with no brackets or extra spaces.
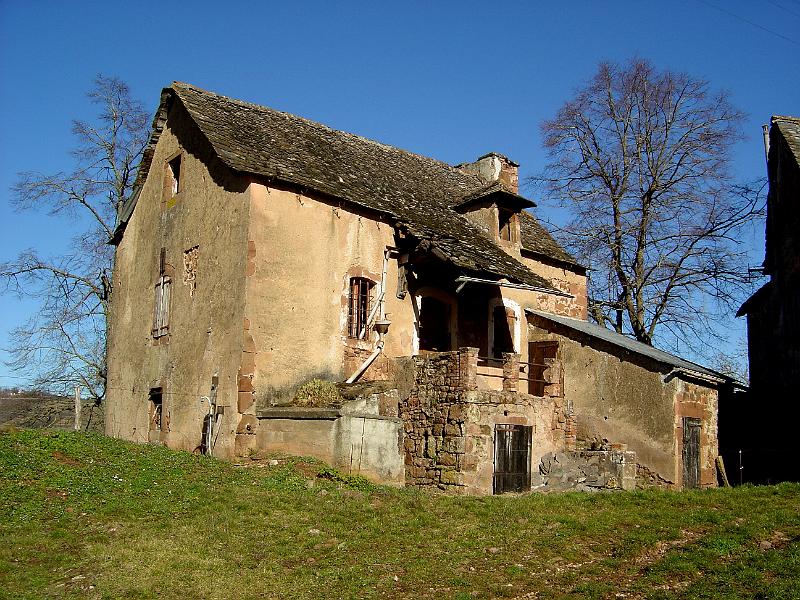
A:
662,368,728,386
454,275,573,298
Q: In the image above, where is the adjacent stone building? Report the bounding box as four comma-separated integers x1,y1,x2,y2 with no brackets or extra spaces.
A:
106,83,724,493
735,116,800,484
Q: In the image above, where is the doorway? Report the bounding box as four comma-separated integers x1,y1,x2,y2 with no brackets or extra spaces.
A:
419,295,453,351
493,424,532,494
682,417,701,488
528,341,558,396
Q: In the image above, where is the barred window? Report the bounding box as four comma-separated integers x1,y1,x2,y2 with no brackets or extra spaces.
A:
348,277,374,339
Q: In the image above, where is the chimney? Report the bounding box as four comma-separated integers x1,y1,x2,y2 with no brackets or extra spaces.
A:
457,152,519,194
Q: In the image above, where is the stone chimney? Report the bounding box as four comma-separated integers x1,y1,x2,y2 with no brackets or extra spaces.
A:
457,152,519,193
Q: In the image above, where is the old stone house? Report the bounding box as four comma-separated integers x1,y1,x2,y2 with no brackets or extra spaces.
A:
106,83,723,493
734,116,800,484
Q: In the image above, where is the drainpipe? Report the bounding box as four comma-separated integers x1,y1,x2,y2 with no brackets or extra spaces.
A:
346,337,386,384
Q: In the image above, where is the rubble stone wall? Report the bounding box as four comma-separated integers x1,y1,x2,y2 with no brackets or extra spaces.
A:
535,450,637,492
398,347,568,495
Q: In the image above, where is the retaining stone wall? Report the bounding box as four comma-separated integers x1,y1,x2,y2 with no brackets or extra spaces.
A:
535,450,637,491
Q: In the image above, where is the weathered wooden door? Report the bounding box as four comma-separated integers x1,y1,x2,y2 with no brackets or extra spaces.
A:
493,424,532,494
682,417,701,489
528,341,558,396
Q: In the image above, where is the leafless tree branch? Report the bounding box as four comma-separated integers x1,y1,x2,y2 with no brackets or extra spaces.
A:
2,75,148,400
532,59,765,357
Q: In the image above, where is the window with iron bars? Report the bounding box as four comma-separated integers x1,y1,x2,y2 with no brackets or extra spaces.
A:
348,277,374,339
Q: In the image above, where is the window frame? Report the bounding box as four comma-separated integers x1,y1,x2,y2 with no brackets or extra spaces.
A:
152,248,171,339
498,207,516,242
168,154,181,196
348,277,375,339
149,388,163,432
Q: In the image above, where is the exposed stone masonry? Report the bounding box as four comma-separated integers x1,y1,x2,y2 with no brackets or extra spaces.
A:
535,450,637,492
398,347,569,493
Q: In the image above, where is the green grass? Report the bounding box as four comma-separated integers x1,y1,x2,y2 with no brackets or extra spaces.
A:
1,429,799,599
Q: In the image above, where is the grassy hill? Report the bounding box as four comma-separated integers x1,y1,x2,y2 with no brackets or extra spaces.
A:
1,429,798,599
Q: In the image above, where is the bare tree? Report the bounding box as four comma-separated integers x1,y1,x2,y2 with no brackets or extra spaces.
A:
536,58,764,352
1,76,149,401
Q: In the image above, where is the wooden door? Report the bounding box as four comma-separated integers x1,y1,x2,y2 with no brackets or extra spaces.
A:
528,341,558,396
493,424,532,494
682,417,701,489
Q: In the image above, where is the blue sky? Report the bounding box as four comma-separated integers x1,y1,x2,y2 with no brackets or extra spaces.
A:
1,0,799,387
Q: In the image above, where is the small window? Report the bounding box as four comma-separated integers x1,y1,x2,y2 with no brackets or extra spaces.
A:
168,155,181,195
348,277,374,339
153,248,171,338
499,208,515,242
149,388,163,431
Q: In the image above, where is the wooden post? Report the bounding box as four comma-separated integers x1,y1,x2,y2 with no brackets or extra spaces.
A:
716,455,731,487
74,386,81,431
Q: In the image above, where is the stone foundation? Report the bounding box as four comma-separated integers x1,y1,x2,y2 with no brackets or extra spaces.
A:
398,347,569,495
535,450,637,492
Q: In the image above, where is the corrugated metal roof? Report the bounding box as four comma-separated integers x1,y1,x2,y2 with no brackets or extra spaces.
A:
526,310,725,381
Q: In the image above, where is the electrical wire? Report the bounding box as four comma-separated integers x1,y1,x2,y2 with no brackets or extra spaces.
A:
698,0,800,46
767,0,800,19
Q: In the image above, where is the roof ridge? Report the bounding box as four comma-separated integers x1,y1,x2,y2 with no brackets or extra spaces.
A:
772,114,800,123
170,81,482,182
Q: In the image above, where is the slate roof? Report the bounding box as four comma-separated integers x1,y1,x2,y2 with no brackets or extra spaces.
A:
453,182,535,211
119,82,580,290
773,115,800,166
519,212,580,267
526,310,726,381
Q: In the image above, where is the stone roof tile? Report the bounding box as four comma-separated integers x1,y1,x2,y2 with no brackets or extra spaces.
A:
120,82,579,290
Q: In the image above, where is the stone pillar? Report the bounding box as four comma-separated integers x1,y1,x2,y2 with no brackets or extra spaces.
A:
565,413,577,450
543,358,563,398
458,347,478,391
502,352,520,393
236,316,257,457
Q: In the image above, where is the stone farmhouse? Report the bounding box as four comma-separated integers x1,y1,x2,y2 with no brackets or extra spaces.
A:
106,83,727,494
734,116,800,484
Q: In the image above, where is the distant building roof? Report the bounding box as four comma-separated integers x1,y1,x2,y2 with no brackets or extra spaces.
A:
772,115,800,166
526,310,727,382
114,83,582,291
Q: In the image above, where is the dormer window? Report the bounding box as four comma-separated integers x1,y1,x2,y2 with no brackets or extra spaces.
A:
499,208,516,242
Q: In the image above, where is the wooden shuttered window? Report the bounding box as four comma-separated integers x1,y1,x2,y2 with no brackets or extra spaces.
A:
348,277,374,339
499,208,516,242
152,248,171,338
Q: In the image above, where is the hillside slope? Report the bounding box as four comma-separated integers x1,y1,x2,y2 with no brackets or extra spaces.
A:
1,430,798,599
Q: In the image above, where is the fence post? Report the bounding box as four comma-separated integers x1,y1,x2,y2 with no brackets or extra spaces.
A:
74,386,81,431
